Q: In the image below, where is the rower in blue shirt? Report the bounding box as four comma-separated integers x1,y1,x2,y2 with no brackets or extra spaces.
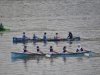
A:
22,32,28,39
33,34,39,40
43,32,47,41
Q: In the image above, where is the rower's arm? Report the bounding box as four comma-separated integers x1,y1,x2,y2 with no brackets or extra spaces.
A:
53,50,59,54
39,50,44,54
27,51,33,54
66,50,71,53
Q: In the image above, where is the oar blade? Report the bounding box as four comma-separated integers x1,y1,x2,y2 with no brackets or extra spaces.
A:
84,53,90,56
45,54,51,57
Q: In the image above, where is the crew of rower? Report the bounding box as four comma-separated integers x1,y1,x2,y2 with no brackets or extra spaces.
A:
22,32,73,40
23,44,89,54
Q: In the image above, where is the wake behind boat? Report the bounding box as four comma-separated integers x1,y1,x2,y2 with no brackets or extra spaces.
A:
11,51,92,58
13,37,81,43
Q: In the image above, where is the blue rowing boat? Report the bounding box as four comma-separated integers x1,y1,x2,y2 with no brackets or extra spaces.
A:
13,37,81,43
11,51,92,58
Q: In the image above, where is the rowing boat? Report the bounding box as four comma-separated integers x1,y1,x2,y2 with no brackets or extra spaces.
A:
0,28,10,31
11,51,92,58
13,37,81,43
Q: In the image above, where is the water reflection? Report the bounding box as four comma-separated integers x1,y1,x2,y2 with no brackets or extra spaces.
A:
33,42,36,46
0,33,3,36
11,56,75,66
68,41,73,47
76,57,83,62
13,40,74,46
43,41,47,46
63,57,67,63
11,53,93,67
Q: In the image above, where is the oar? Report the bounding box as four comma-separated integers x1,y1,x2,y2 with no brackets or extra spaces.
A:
84,53,90,56
45,54,51,57
84,51,92,56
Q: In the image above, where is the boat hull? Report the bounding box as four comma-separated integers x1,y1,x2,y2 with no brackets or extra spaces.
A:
11,51,92,58
13,37,81,43
0,28,10,31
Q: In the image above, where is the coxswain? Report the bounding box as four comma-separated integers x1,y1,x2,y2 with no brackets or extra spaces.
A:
76,44,83,53
67,31,73,39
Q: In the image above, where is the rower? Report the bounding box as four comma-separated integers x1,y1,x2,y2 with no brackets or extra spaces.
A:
76,44,83,53
0,23,4,30
67,31,73,39
33,34,39,40
22,32,28,39
49,46,59,54
36,46,44,54
54,33,61,39
43,32,47,41
62,46,71,54
23,46,33,54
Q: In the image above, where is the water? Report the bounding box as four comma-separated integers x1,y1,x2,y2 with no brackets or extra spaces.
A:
0,0,100,75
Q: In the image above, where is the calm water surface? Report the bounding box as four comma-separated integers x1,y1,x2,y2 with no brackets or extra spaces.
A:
0,0,100,75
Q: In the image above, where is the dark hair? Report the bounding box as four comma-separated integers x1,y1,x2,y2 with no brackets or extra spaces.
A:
63,46,66,50
44,32,46,34
56,33,58,34
24,46,27,48
37,46,39,48
50,46,52,49
23,32,25,34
